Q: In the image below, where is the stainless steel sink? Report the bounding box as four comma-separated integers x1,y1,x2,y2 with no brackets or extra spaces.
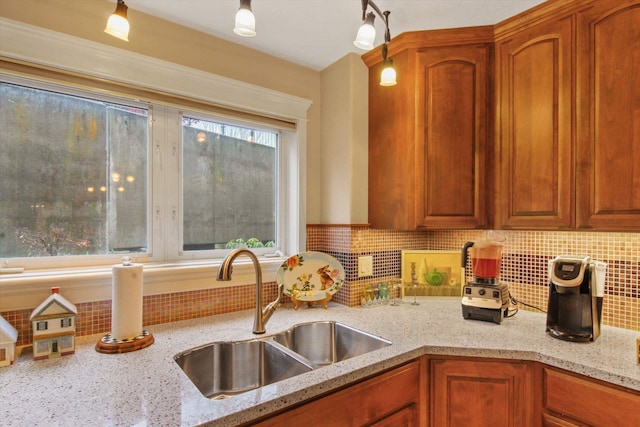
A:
174,339,313,400
271,321,392,367
174,321,391,400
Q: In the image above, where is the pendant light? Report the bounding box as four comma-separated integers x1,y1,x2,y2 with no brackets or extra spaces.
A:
104,0,130,42
380,44,397,86
354,0,396,86
234,0,256,37
354,12,376,50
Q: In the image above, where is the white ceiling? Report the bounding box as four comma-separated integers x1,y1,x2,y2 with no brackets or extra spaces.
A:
125,0,545,70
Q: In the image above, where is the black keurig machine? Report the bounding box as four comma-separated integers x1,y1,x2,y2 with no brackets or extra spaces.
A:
546,255,606,342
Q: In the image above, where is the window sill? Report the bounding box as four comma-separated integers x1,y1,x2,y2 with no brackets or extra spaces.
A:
0,257,287,311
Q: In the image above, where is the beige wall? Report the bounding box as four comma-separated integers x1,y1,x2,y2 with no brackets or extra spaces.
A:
0,0,328,223
319,54,369,224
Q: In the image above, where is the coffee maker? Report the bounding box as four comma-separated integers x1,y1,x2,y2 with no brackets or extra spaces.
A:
546,255,606,342
461,240,510,324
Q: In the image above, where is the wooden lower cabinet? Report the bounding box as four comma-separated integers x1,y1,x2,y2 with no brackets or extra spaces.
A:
249,359,426,427
542,367,640,427
428,357,536,427
248,357,640,427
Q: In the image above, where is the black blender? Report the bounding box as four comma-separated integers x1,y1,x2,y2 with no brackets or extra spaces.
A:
461,240,510,324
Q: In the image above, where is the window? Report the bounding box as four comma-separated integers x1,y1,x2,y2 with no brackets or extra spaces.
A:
60,335,73,350
182,115,277,252
36,340,49,354
0,74,297,269
36,321,48,331
61,318,72,328
0,80,148,260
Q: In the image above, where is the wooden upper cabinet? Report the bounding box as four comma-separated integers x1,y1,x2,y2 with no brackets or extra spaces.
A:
368,48,417,230
415,45,491,229
366,28,493,230
367,0,640,231
575,0,640,230
495,15,575,229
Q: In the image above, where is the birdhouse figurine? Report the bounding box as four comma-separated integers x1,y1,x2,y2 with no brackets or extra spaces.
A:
0,314,18,367
30,287,77,360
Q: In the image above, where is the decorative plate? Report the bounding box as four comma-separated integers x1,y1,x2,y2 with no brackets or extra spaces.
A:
277,251,345,301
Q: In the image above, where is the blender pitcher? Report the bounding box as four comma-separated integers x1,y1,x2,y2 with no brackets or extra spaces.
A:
462,240,504,280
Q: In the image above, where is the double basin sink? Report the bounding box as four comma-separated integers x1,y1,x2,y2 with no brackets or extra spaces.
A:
174,321,392,400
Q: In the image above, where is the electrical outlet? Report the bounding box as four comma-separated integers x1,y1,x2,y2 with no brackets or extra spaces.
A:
358,255,373,277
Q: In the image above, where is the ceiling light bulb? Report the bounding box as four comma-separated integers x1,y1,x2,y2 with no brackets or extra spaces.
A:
380,59,397,86
105,0,130,42
354,12,376,50
234,0,256,37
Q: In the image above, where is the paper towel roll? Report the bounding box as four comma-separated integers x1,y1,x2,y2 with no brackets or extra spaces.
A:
111,262,143,340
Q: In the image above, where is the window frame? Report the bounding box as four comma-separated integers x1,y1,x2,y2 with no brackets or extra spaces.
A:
0,18,310,307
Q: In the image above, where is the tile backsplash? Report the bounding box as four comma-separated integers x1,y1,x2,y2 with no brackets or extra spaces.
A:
307,226,640,331
4,226,639,346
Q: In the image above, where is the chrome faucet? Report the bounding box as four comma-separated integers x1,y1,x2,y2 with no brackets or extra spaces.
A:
216,248,284,334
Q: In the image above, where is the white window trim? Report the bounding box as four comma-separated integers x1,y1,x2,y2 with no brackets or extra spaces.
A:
0,18,311,311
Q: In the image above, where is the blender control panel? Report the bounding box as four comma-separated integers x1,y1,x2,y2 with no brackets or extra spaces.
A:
464,286,502,299
462,283,510,310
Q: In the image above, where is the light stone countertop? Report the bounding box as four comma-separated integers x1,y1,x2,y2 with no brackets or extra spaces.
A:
2,297,639,426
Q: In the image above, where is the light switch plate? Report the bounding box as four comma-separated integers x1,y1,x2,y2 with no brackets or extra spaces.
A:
358,255,373,277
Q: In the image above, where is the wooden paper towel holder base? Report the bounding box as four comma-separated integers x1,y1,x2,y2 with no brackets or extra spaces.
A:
95,330,154,354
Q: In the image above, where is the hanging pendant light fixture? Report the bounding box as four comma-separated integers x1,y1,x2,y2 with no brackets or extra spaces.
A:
380,44,397,86
104,0,130,42
354,0,396,86
234,0,256,37
354,12,376,50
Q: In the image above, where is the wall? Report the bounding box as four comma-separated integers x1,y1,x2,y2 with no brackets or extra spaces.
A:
319,54,369,224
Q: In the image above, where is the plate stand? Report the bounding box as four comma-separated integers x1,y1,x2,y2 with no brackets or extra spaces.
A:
291,291,332,310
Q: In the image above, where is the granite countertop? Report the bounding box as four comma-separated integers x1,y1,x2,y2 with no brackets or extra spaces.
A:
2,297,639,426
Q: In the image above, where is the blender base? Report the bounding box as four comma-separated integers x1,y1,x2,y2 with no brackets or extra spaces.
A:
462,305,506,324
461,282,511,324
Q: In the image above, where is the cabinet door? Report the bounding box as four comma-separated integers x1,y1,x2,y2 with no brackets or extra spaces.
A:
543,367,640,427
496,16,574,229
415,45,491,229
251,360,425,427
368,49,418,230
430,358,535,427
575,0,640,230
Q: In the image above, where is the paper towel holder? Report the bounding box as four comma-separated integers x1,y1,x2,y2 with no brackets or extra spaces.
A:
96,258,154,354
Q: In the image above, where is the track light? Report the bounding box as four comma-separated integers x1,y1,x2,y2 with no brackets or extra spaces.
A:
354,0,396,86
234,0,256,37
105,0,130,42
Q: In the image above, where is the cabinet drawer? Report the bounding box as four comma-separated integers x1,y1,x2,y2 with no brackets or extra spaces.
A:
544,368,640,427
